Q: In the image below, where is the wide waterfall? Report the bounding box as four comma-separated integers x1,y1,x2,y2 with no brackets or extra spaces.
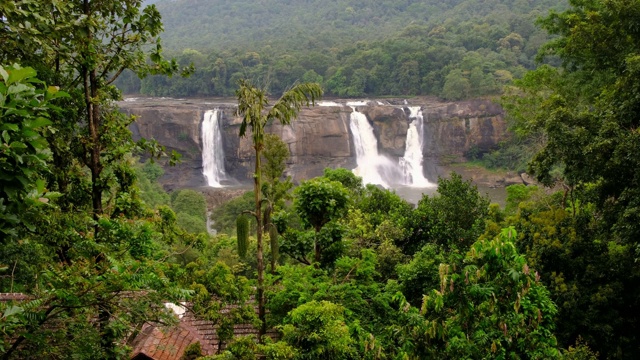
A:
348,105,401,187
400,107,434,187
202,109,227,187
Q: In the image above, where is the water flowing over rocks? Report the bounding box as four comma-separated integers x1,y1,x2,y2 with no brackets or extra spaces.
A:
119,97,508,190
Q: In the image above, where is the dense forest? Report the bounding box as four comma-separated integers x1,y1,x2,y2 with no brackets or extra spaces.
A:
2,0,640,359
116,0,567,99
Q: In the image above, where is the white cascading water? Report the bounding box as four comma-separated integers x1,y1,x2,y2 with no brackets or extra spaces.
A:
318,101,342,107
202,109,227,187
400,107,433,187
348,105,400,187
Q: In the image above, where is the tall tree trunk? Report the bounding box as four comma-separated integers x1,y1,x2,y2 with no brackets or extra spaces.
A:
82,0,103,220
254,144,266,340
89,68,103,218
83,2,111,358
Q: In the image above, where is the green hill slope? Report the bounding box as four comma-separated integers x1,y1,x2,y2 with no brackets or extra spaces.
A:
119,0,567,98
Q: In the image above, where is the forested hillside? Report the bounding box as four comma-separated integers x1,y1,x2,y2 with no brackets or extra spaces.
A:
117,0,567,98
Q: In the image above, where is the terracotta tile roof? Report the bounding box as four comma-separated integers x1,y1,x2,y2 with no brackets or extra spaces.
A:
130,304,277,360
0,293,275,360
130,321,205,360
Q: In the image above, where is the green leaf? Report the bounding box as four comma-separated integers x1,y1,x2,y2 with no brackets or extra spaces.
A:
35,178,45,193
0,66,9,82
2,305,23,318
6,66,37,85
0,123,19,132
43,191,63,200
10,141,27,149
7,83,31,95
26,117,53,129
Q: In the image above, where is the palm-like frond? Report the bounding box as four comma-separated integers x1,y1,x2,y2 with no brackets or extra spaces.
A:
235,79,268,138
267,82,323,125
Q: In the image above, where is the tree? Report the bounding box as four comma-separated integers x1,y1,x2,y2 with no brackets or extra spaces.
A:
418,228,561,359
279,301,358,360
235,79,322,339
265,251,409,359
322,168,363,196
405,173,490,254
0,1,191,357
294,178,349,263
261,134,293,272
502,1,640,356
441,69,471,100
1,0,185,220
396,243,447,306
172,189,208,234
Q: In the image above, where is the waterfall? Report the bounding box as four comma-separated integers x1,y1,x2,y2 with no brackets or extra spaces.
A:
400,107,433,187
348,106,400,187
202,109,227,187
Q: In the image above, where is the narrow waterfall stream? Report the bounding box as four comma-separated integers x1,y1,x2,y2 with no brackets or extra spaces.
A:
400,107,434,187
201,109,227,187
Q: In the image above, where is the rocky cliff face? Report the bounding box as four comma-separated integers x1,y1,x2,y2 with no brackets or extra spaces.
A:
119,97,507,190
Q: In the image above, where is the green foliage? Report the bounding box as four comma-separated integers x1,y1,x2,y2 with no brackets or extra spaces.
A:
419,227,561,359
266,250,421,359
206,335,259,360
501,1,640,356
0,0,195,356
206,335,298,360
294,178,349,233
0,64,65,239
280,301,358,360
172,189,207,222
186,261,258,350
396,244,448,306
7,1,640,359
211,191,256,234
406,173,490,254
1,208,194,359
176,211,207,234
322,168,363,196
262,134,289,185
506,193,639,359
261,134,293,215
341,185,412,278
441,69,471,100
134,160,170,209
478,142,533,172
170,188,208,234
269,224,279,269
562,337,599,360
356,184,412,229
140,160,165,182
294,178,350,264
504,184,540,214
